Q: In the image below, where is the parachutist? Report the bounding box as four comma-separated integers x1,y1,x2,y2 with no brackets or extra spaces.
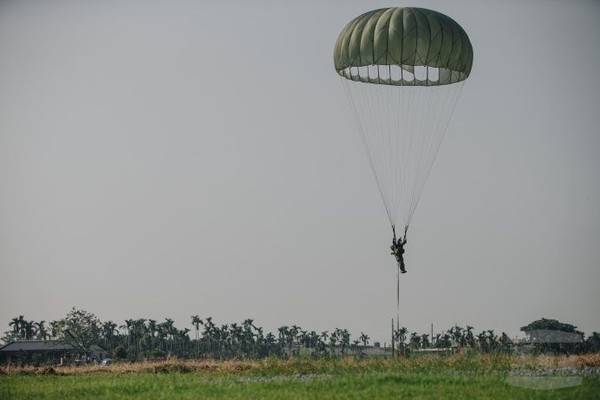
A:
390,226,407,274
335,8,472,273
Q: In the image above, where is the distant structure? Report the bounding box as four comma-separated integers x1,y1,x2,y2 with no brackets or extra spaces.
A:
0,340,106,364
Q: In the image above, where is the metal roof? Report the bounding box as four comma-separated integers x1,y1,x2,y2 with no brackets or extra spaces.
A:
0,340,104,353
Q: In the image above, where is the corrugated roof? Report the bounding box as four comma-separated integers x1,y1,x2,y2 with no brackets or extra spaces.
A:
0,340,105,353
0,340,76,352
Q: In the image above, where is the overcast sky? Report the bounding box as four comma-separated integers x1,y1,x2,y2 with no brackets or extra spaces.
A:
1,0,599,343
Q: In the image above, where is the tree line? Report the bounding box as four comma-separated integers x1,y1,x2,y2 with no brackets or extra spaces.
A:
2,309,599,361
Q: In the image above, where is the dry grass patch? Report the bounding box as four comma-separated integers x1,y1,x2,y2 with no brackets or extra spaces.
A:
576,353,600,368
0,359,264,376
1,354,599,376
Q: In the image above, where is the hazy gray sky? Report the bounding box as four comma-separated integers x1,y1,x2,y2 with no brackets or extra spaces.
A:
1,0,599,343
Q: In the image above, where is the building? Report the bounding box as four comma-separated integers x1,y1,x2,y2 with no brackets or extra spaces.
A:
0,340,106,364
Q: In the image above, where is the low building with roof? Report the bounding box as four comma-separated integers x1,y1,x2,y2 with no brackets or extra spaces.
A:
0,340,106,364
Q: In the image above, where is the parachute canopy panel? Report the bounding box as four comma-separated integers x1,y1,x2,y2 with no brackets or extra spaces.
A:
334,7,473,86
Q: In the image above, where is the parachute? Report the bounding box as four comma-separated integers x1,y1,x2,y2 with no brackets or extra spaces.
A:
334,7,473,234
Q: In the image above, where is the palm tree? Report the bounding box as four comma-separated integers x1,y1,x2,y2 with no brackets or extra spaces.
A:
318,331,329,356
200,317,217,356
409,332,421,350
177,328,191,356
241,319,258,358
191,315,202,341
359,332,370,347
320,330,329,343
35,321,48,340
122,319,134,349
449,325,464,347
329,330,338,355
394,327,408,356
289,325,301,355
477,331,488,353
227,323,241,357
9,316,21,336
217,324,230,359
17,316,27,338
499,332,512,353
11,315,27,339
133,319,147,357
465,325,476,348
278,326,289,355
156,323,168,353
50,320,62,340
308,331,320,353
147,319,158,352
101,321,118,352
437,333,452,348
252,325,264,358
161,318,175,355
420,334,430,349
297,330,309,352
338,329,351,355
433,333,441,347
487,330,498,352
264,333,277,357
22,320,35,339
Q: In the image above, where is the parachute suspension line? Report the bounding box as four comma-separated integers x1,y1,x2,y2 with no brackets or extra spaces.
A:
342,79,395,225
406,81,466,223
342,77,465,229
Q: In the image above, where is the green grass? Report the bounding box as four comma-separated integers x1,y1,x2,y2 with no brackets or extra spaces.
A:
1,356,599,400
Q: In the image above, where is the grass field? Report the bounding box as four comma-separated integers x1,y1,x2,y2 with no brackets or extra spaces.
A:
2,354,599,399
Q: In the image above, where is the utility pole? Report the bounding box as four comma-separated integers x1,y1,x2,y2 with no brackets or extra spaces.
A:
391,318,395,356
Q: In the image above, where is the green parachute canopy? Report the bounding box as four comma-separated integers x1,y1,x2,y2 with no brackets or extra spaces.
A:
334,7,473,86
334,7,473,231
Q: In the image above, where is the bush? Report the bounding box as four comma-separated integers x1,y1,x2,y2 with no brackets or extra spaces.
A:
146,349,167,360
113,346,127,360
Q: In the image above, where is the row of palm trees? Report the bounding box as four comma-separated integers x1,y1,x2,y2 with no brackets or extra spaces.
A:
190,316,367,359
393,325,513,354
2,314,515,360
8,316,49,341
5,312,600,360
3,314,372,359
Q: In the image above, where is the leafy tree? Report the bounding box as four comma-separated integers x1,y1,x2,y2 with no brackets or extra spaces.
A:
113,345,127,360
521,318,583,334
585,332,600,353
520,317,584,355
50,308,102,350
